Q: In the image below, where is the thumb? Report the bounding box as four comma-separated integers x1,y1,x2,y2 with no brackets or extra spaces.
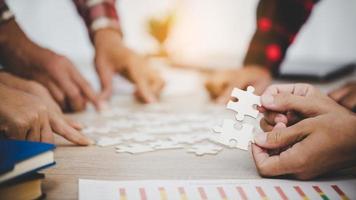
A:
261,93,318,115
254,119,312,149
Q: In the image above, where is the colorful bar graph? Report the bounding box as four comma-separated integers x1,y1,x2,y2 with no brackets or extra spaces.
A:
256,186,269,200
119,188,127,200
159,187,167,200
217,187,228,200
80,179,356,200
139,188,147,200
198,187,208,200
294,186,309,200
313,186,330,200
236,186,248,200
275,186,288,200
178,187,188,200
331,185,350,200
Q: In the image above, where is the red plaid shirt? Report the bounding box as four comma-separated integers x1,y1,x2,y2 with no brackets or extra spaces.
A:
0,0,120,39
244,0,319,76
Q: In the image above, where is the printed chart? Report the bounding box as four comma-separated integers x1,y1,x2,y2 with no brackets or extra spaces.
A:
79,178,355,200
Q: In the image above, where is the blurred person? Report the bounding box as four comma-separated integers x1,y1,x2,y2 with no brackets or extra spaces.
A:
0,71,92,145
252,83,356,180
206,0,356,111
0,0,164,112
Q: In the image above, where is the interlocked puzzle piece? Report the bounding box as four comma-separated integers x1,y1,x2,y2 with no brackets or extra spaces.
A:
227,86,261,121
211,119,254,150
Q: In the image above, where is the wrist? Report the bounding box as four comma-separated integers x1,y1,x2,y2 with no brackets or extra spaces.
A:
93,28,123,48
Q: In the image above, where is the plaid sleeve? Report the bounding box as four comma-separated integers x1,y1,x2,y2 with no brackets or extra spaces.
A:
243,0,319,76
73,0,121,39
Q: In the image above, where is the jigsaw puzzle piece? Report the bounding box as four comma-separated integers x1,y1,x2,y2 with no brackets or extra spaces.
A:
211,119,254,150
187,143,223,156
226,86,261,121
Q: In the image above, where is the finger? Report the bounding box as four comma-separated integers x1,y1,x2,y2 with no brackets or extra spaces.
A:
150,76,165,97
65,117,83,130
62,80,86,112
252,144,299,177
260,118,274,132
27,122,41,142
71,70,100,110
40,120,54,143
328,85,351,102
263,111,288,125
95,64,114,102
254,119,313,149
50,114,92,145
47,82,66,110
261,92,317,115
131,71,157,103
339,92,356,110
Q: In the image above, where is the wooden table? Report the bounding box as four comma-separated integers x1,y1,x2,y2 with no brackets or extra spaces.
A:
42,70,356,200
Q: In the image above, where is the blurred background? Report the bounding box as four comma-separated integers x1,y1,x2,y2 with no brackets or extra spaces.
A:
7,0,356,74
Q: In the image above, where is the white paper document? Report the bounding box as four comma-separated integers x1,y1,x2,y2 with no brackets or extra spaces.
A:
79,178,356,200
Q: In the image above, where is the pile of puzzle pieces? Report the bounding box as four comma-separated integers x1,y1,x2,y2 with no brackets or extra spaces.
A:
82,86,261,156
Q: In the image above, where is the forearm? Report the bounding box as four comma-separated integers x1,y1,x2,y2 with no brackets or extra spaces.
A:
0,19,52,77
243,0,319,76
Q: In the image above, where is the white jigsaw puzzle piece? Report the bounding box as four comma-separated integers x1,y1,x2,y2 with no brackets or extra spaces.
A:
211,119,254,150
149,140,184,150
115,144,155,154
226,86,261,121
187,143,223,156
96,136,123,147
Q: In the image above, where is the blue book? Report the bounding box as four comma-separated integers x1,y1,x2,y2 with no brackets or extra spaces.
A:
0,139,55,183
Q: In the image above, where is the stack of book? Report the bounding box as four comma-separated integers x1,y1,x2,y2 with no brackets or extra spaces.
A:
0,139,55,200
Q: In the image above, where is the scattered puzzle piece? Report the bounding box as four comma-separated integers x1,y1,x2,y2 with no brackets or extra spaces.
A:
226,86,261,121
149,140,184,150
211,119,254,150
115,144,155,154
187,143,223,156
97,136,122,147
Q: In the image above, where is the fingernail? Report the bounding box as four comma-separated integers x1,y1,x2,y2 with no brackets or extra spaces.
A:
254,133,267,145
262,95,274,106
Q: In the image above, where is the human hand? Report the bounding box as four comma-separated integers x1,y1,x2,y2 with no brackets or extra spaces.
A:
0,72,92,145
253,84,356,179
93,29,165,103
205,66,271,104
0,20,99,112
0,83,54,143
329,81,356,111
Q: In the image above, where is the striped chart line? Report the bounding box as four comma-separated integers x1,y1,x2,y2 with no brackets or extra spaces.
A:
313,186,330,200
139,188,147,200
236,186,248,200
119,188,127,200
294,186,309,200
198,187,208,200
178,187,188,200
217,187,228,200
159,187,168,200
331,185,350,200
256,186,269,200
275,186,288,200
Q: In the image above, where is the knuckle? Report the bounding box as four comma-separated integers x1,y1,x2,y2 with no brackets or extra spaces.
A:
69,89,82,99
267,130,282,144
